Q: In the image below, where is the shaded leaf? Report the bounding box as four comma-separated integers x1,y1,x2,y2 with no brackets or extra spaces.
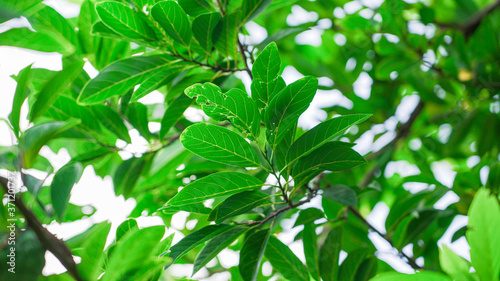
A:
294,208,325,227
160,94,194,140
92,105,131,143
303,223,320,281
319,225,342,281
160,203,212,215
322,185,358,206
192,12,221,55
50,162,84,221
210,191,270,223
239,228,271,281
265,235,309,281
213,11,240,58
179,0,216,17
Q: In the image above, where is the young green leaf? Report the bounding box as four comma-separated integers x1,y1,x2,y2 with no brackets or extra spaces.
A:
239,228,271,281
265,76,318,147
0,27,75,54
28,5,77,47
292,142,366,187
210,191,270,223
167,172,263,205
77,222,111,281
287,114,371,165
264,235,310,281
213,11,240,58
96,1,157,42
116,219,139,242
78,55,177,104
50,162,84,221
322,185,358,206
167,224,238,266
179,0,216,17
185,83,260,139
303,223,320,281
439,244,477,281
92,105,131,143
9,64,32,137
319,225,342,281
192,12,222,55
466,188,500,281
193,226,248,275
180,123,261,167
160,94,195,140
152,1,192,46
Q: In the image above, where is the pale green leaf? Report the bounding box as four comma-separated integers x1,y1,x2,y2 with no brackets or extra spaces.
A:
180,123,261,167
0,27,75,54
131,64,187,102
369,272,452,281
77,222,111,281
185,83,260,139
439,244,477,281
167,172,263,205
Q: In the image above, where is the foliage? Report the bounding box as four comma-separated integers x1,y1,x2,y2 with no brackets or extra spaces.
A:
0,0,500,280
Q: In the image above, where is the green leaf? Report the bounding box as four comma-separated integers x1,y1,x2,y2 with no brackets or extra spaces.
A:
114,156,149,198
160,94,194,140
265,235,309,281
78,55,177,105
180,123,261,167
127,102,152,141
251,42,282,109
486,162,500,194
152,1,192,46
466,188,500,281
322,185,358,206
338,247,370,281
303,223,320,281
160,203,212,215
0,27,75,54
30,61,84,121
287,114,371,165
9,64,32,137
178,0,216,17
439,244,477,281
352,256,378,281
210,191,270,223
50,162,83,221
193,226,248,275
167,224,237,265
116,219,139,241
241,0,272,24
77,222,111,280
20,120,79,168
265,76,318,147
370,272,452,281
92,105,131,143
167,172,263,205
28,5,77,47
213,11,240,58
292,142,366,187
0,0,43,24
96,1,157,42
294,208,325,227
239,228,271,281
131,64,187,102
192,12,222,55
319,225,342,281
185,83,260,139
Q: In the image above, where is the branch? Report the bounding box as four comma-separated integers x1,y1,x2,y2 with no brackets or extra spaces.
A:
360,100,424,189
0,177,83,281
237,39,254,79
347,206,423,270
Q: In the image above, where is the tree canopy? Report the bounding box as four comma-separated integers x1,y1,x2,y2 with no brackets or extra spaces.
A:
0,0,499,280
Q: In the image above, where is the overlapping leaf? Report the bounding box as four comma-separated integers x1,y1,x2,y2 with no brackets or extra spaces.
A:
152,1,191,46
178,0,216,17
167,172,263,205
210,191,270,223
51,162,84,221
192,12,222,55
264,235,309,281
239,228,271,281
213,11,240,58
180,123,261,167
185,83,260,139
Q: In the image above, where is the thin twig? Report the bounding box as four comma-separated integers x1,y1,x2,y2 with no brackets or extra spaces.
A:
237,39,254,79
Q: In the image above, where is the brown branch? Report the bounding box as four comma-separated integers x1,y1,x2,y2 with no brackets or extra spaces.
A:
237,39,254,80
360,100,425,189
347,206,423,270
0,177,83,281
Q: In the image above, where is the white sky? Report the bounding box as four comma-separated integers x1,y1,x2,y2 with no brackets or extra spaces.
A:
0,0,470,279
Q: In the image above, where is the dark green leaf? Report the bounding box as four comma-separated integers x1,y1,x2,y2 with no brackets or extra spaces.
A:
180,123,261,167
185,83,260,139
294,208,325,227
9,64,32,137
241,0,272,24
251,42,281,109
127,102,152,141
210,191,270,223
160,203,212,215
178,0,216,17
322,185,358,206
303,223,320,281
319,225,342,281
338,247,370,281
265,76,318,147
50,162,83,221
265,235,309,281
152,1,192,46
193,226,248,275
92,105,131,143
78,55,176,104
239,228,271,281
114,156,148,198
192,12,221,55
213,11,240,58
160,94,194,140
167,172,263,205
